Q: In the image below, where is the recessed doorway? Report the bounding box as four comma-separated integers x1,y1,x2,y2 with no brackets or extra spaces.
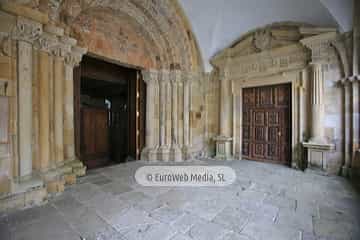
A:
242,83,292,165
74,56,146,169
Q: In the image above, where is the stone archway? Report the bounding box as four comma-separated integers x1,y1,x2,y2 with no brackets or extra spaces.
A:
0,0,205,210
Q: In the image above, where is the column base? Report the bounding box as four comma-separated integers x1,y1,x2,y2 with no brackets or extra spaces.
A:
303,142,335,171
141,147,159,162
214,136,233,160
159,146,171,161
341,166,352,178
171,145,182,162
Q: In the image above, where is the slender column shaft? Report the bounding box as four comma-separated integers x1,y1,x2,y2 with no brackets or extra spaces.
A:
310,64,325,142
159,79,166,146
172,80,178,145
344,82,352,169
39,51,51,171
166,80,172,146
144,73,156,149
354,0,360,76
183,79,190,148
64,64,75,160
54,57,64,165
220,78,232,137
18,41,33,177
352,81,359,163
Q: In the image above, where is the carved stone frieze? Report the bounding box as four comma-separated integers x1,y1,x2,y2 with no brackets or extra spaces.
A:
229,44,309,79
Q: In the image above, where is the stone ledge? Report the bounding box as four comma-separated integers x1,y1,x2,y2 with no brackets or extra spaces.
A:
302,142,335,151
0,185,46,212
0,2,48,24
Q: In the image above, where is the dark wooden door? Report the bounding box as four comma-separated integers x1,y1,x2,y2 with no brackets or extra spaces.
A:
81,107,109,168
242,84,291,165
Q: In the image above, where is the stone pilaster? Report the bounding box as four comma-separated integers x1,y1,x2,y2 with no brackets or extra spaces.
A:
171,70,182,162
309,63,325,143
215,68,233,160
13,17,42,178
141,69,158,161
301,32,336,170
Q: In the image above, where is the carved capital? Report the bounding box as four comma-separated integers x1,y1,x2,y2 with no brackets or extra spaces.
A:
219,68,230,81
34,32,58,53
12,17,42,43
142,69,158,85
64,46,86,67
160,69,171,82
300,32,337,64
170,70,182,83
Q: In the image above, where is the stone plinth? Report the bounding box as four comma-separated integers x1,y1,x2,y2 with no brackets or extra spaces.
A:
303,142,335,171
214,136,233,160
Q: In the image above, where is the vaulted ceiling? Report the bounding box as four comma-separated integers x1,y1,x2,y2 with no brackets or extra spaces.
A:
179,0,354,71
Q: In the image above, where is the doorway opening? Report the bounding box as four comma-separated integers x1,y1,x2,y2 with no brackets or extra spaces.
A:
74,56,146,169
242,83,292,166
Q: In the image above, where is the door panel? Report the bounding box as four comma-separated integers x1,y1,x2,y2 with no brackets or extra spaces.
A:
242,84,291,165
81,107,109,168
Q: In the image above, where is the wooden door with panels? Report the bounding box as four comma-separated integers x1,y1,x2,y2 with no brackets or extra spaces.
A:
242,83,291,165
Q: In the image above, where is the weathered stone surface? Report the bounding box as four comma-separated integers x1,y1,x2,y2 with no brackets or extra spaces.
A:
1,159,360,240
188,221,231,240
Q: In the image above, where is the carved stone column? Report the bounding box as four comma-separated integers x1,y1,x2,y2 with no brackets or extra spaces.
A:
182,74,190,159
171,70,182,162
158,70,170,160
141,69,158,161
14,17,42,178
309,63,325,143
301,32,336,171
343,81,352,175
215,69,233,160
17,40,33,177
54,53,65,165
64,46,86,162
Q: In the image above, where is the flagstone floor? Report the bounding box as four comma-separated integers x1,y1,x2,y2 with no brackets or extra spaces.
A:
1,159,359,240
